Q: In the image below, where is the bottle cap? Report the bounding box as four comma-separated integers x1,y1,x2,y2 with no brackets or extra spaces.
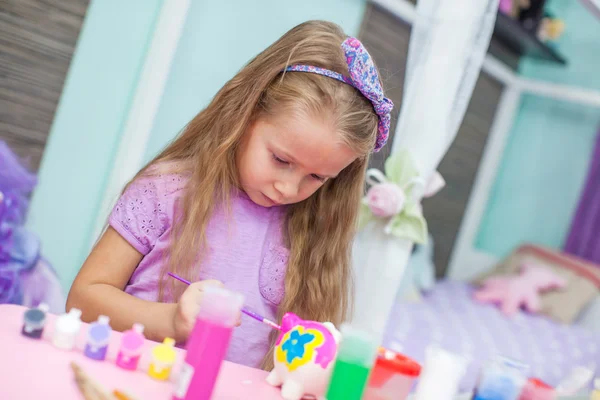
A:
375,348,421,377
56,308,82,333
87,315,112,346
152,338,176,364
337,324,378,366
69,308,82,319
132,323,144,334
197,286,244,327
23,304,49,329
121,323,146,354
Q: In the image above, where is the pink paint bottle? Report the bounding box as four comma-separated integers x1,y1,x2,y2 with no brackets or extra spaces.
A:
173,286,244,400
116,323,145,370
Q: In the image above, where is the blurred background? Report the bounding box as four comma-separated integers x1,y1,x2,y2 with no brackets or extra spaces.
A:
2,0,600,393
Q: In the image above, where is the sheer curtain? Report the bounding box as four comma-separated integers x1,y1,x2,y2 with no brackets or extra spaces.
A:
351,0,499,344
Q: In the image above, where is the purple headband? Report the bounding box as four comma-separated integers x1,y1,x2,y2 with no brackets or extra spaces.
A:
285,37,393,152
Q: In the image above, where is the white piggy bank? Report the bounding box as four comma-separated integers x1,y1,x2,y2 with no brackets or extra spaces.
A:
266,312,341,400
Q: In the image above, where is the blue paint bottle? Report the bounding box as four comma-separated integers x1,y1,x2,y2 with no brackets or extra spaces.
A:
22,303,49,339
472,356,528,400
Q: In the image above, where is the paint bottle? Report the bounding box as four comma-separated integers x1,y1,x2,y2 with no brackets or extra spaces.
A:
555,364,595,396
518,378,555,400
412,346,468,400
325,324,379,400
148,337,177,380
364,347,422,400
22,303,49,339
173,286,244,400
84,315,112,361
591,378,600,400
472,356,528,400
52,308,82,350
116,323,145,370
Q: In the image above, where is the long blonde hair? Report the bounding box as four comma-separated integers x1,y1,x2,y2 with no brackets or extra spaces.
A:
128,20,384,369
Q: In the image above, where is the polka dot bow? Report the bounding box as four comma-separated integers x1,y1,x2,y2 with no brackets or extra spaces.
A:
285,37,394,152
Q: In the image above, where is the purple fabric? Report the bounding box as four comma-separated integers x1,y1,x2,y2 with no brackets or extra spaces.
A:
0,140,64,312
0,141,37,225
108,172,288,369
285,37,394,152
383,281,600,393
564,129,600,263
19,258,65,313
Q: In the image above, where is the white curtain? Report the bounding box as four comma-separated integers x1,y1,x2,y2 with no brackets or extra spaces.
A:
351,0,499,345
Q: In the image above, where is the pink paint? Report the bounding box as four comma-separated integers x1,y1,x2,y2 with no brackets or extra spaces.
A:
173,287,244,400
499,0,512,14
277,313,338,369
0,304,289,399
268,313,342,399
116,323,145,370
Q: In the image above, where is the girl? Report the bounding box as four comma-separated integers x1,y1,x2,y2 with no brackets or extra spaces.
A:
67,20,393,370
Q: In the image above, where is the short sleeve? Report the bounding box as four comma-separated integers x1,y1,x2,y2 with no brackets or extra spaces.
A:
108,173,185,255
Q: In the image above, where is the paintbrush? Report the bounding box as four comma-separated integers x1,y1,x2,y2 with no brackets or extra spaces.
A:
70,362,114,400
71,362,138,400
167,272,281,330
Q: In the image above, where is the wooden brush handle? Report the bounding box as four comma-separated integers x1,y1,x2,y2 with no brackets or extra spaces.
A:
70,362,115,400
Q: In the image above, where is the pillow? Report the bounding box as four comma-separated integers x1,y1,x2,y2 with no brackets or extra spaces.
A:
575,296,600,333
472,244,600,324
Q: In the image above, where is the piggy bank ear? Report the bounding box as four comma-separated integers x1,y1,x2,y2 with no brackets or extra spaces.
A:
282,312,301,331
322,322,342,342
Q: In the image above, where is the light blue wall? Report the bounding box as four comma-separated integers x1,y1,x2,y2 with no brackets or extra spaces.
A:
27,0,165,291
476,0,600,257
144,0,366,160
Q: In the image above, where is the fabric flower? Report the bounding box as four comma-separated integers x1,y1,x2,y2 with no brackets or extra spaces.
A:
358,150,435,244
365,183,406,217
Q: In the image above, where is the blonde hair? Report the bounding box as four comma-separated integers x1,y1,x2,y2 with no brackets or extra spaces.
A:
127,20,384,369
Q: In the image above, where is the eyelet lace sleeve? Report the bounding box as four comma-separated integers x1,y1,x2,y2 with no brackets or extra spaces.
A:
108,174,185,255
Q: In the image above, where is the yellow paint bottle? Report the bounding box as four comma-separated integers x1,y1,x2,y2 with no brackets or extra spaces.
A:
148,338,177,381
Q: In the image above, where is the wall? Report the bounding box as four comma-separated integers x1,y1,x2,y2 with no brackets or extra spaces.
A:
143,0,366,161
476,0,600,257
26,0,165,291
0,0,88,172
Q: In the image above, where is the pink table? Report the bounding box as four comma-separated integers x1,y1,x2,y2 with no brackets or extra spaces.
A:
0,304,284,399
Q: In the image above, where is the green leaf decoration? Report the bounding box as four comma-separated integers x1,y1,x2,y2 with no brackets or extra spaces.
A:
384,149,419,188
388,202,428,244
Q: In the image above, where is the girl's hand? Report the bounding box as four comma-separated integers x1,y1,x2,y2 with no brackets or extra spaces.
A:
172,280,242,343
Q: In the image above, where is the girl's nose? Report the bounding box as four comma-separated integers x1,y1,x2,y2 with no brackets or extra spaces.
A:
274,180,299,201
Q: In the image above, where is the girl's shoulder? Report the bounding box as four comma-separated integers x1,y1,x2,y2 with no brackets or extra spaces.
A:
140,161,190,195
121,172,188,209
108,162,189,255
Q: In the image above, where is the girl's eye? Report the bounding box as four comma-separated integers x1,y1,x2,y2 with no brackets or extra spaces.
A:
311,174,325,182
272,154,289,165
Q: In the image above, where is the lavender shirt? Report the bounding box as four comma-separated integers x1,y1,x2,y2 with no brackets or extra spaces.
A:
108,173,288,368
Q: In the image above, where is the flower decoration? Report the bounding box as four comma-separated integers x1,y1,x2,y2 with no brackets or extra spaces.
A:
359,150,445,244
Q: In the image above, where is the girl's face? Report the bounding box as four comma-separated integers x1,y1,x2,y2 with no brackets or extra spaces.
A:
237,112,359,207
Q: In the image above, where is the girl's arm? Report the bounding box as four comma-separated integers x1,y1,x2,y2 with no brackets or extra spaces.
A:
66,227,177,342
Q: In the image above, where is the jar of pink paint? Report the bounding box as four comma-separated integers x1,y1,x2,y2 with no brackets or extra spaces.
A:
116,323,145,370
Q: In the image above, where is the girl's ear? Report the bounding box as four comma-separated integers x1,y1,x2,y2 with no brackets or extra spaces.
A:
322,322,341,343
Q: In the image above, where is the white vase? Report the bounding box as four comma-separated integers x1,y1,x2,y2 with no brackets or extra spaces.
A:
350,219,413,345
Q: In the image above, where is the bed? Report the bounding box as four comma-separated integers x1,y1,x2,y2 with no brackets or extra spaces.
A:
382,241,600,393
